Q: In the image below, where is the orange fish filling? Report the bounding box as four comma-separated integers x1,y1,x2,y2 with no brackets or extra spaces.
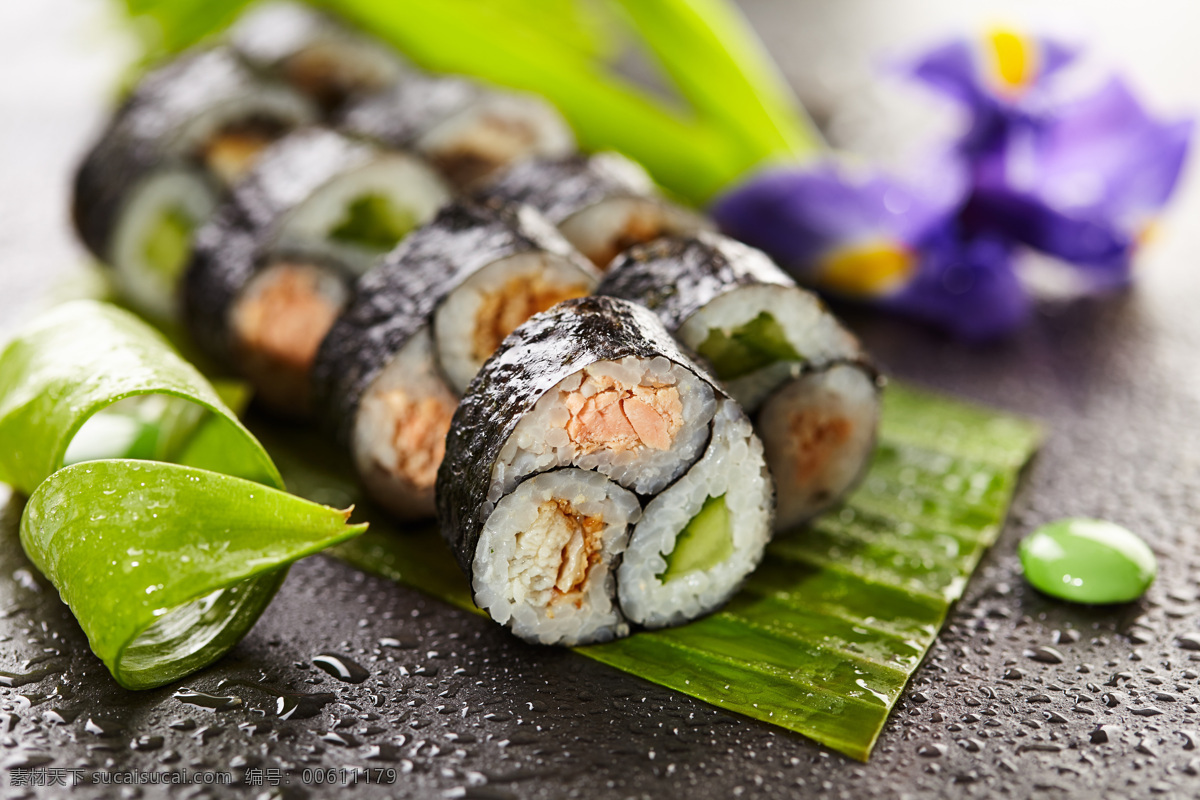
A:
204,127,278,186
563,375,684,454
430,113,540,189
375,390,456,490
471,275,589,363
585,212,675,271
232,263,343,411
787,409,854,486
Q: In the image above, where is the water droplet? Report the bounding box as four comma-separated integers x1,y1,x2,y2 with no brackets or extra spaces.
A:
173,689,243,711
1025,646,1065,664
0,666,58,687
276,691,335,720
1019,519,1156,604
313,653,369,683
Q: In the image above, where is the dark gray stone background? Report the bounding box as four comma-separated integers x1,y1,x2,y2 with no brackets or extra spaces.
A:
2,1,1200,797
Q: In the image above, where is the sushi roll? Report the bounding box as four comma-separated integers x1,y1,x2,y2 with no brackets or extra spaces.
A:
230,1,408,113
338,74,575,190
478,153,708,270
183,127,451,415
313,200,599,519
437,297,774,646
73,47,317,320
597,232,882,531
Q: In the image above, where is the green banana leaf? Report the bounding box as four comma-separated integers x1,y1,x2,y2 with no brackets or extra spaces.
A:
263,383,1041,761
0,301,365,689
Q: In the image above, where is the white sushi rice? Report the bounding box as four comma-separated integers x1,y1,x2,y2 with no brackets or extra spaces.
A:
616,398,773,627
109,168,218,321
676,281,863,411
275,153,451,273
433,251,596,394
353,327,459,519
558,196,708,270
757,363,880,531
487,356,717,514
417,91,576,188
472,468,641,646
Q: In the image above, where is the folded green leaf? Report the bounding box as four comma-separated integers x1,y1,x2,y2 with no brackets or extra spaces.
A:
319,383,1040,761
21,460,364,689
0,301,364,689
0,301,277,493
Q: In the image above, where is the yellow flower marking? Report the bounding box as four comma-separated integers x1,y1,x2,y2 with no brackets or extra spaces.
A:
987,27,1037,94
817,241,915,297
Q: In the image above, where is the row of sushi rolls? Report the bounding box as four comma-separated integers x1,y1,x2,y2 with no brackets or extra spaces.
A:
73,3,884,647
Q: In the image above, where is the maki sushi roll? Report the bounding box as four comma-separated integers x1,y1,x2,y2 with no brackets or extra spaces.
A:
230,1,408,113
598,232,882,531
313,200,599,519
338,74,575,190
478,153,708,270
73,47,317,319
184,127,451,415
437,297,774,646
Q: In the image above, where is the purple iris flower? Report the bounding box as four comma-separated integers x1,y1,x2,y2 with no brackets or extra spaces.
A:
712,160,1027,341
714,28,1191,340
910,30,1193,286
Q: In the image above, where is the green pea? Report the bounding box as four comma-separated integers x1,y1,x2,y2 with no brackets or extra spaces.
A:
1019,518,1156,604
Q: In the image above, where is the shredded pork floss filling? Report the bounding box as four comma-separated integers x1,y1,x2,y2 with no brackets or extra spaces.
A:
564,374,684,454
510,500,603,611
376,391,456,489
471,275,588,363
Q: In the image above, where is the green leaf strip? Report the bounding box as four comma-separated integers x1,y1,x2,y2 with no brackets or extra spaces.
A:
0,301,364,689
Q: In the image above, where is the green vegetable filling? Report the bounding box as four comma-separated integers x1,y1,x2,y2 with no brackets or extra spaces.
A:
658,494,733,582
143,207,194,279
696,312,801,380
329,193,417,252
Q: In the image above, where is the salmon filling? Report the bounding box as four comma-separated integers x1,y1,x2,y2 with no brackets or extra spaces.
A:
372,389,456,490
203,126,279,186
510,499,604,610
285,47,386,109
232,263,344,411
585,212,675,270
430,114,540,189
471,275,589,363
563,375,684,455
788,410,854,485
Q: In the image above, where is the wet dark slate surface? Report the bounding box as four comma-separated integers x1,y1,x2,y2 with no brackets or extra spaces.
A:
4,1,1200,798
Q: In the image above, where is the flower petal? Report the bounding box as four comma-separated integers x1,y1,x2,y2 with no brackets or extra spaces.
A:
883,233,1031,341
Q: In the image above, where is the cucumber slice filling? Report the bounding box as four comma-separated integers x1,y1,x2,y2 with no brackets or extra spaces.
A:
330,193,418,252
658,494,733,582
696,311,801,380
143,207,195,280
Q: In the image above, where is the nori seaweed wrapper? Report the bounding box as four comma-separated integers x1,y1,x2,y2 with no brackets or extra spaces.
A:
598,232,882,386
436,296,723,575
181,127,384,365
337,75,485,150
596,233,797,332
475,153,658,225
311,199,594,443
72,47,313,262
230,2,407,113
